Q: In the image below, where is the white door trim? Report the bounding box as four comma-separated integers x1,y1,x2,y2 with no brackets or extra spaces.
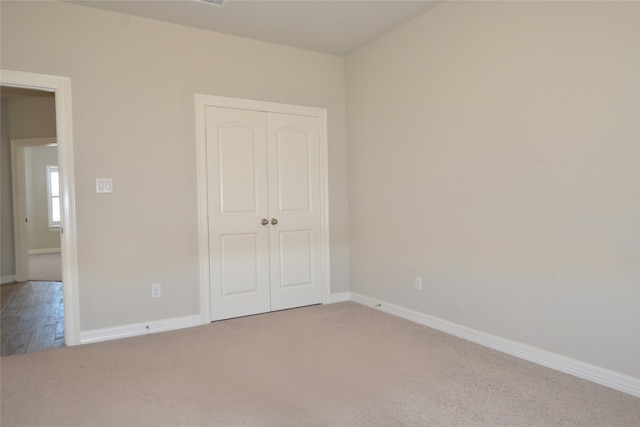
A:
1,69,80,346
11,136,57,282
195,94,331,324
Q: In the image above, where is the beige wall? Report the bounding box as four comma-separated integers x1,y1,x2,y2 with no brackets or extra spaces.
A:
0,1,349,330
346,1,639,377
7,96,57,140
25,145,60,251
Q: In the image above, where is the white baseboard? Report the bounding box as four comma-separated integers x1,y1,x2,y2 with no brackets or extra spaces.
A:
350,292,640,398
1,275,17,284
326,291,351,304
29,248,61,255
80,314,201,345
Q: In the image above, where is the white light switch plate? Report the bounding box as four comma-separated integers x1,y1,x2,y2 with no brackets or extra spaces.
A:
96,178,113,193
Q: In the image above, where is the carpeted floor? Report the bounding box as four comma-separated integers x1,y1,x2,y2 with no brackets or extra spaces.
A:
1,302,638,426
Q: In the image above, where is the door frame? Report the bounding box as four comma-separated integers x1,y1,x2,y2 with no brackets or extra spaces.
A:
195,95,331,324
11,137,58,282
1,69,80,346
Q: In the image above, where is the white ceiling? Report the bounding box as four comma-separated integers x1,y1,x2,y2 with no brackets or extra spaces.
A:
68,0,443,56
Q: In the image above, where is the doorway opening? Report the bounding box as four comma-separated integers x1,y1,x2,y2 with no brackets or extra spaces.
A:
1,89,64,355
0,69,80,348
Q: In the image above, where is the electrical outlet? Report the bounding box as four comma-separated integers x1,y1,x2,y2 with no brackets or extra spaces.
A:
151,283,161,298
414,276,423,292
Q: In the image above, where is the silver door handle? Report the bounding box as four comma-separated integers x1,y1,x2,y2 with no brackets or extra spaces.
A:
261,218,269,226
271,218,278,225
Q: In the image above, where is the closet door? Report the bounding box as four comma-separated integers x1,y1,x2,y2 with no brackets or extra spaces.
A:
267,113,323,310
206,107,271,321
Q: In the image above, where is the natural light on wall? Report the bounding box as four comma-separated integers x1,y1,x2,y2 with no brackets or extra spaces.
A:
46,165,60,228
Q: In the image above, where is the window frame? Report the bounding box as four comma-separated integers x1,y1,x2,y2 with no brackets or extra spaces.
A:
46,164,61,229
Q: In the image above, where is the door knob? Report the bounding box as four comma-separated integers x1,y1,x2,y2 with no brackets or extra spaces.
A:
261,218,269,226
271,218,278,225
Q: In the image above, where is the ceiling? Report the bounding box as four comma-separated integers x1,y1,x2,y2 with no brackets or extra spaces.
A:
68,0,443,56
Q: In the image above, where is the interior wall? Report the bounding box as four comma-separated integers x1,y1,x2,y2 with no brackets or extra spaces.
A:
346,1,639,377
0,1,349,331
25,145,60,252
0,98,15,281
7,96,56,140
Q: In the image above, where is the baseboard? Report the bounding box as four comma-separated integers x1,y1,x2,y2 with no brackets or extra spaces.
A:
326,291,351,304
350,292,640,398
80,314,201,345
28,248,61,255
1,275,17,285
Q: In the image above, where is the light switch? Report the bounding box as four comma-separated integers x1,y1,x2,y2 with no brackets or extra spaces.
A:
96,178,113,193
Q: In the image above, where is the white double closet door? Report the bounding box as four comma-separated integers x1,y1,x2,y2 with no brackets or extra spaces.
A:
206,106,323,321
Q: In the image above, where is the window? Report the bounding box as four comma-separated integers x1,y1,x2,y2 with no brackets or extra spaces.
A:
46,165,61,228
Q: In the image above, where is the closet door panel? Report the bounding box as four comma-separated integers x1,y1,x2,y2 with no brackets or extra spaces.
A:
206,107,270,321
267,113,323,310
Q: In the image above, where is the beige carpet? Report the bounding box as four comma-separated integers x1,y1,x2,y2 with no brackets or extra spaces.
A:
1,302,638,426
28,252,62,282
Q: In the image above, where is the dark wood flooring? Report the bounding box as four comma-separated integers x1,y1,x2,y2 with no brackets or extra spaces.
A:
1,281,64,356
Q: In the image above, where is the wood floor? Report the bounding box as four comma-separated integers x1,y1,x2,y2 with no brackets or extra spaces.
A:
0,281,64,357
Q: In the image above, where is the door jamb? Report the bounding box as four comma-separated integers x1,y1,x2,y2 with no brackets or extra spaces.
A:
195,94,331,324
1,69,80,346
